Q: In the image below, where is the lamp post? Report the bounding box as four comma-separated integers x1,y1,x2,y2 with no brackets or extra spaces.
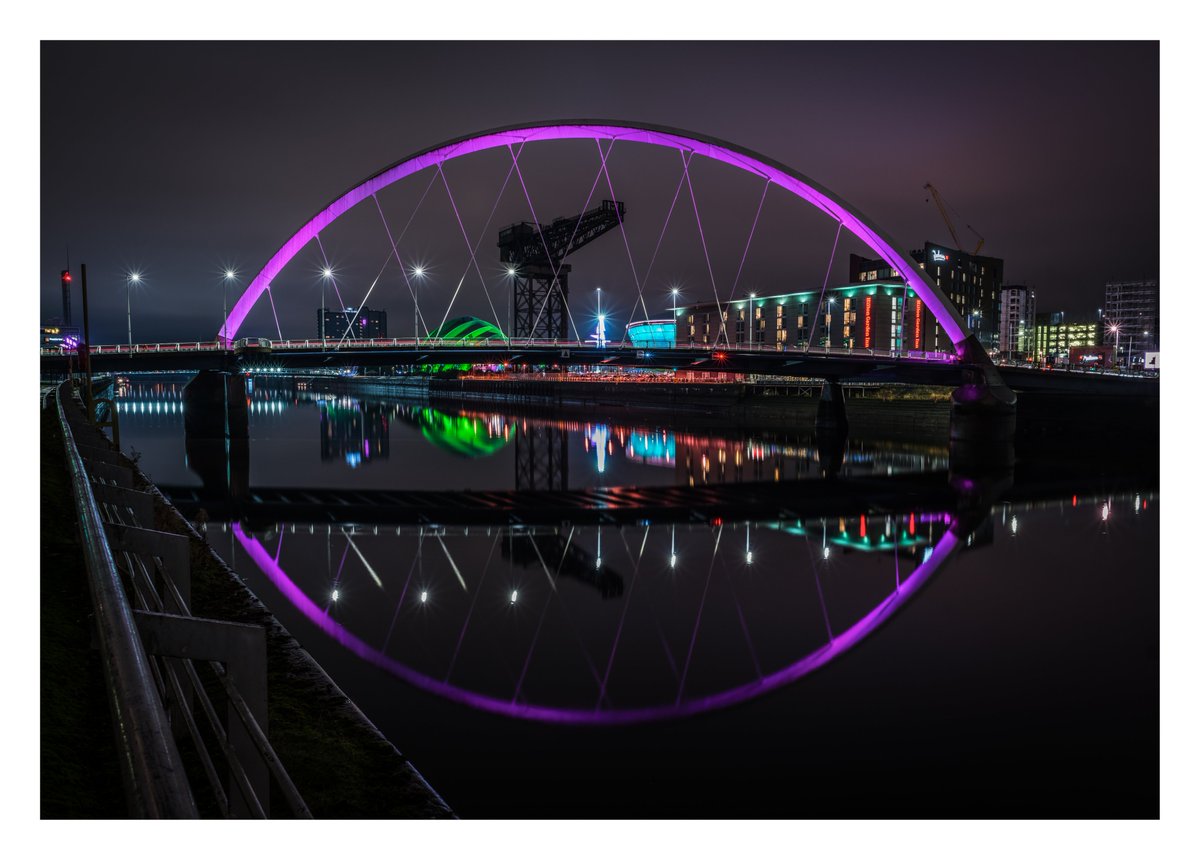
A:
412,266,426,342
127,272,141,347
320,267,334,349
596,287,602,347
506,266,517,340
1107,323,1120,371
222,269,236,347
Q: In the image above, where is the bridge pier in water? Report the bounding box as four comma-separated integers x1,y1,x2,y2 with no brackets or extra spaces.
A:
183,370,250,505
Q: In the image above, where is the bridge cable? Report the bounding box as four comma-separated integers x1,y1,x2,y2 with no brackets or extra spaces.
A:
722,178,773,336
675,524,723,706
506,142,587,344
619,150,694,339
435,160,513,341
806,222,844,352
445,531,503,684
594,524,652,710
594,138,652,325
265,286,285,342
314,234,349,311
521,139,614,344
680,149,730,347
371,174,441,339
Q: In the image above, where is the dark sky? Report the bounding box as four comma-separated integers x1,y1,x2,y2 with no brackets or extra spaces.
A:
40,41,1159,343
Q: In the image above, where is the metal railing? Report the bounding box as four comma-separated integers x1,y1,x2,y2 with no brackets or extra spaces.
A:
54,381,311,818
55,382,198,818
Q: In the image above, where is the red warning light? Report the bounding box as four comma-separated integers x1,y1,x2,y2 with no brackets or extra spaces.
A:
61,271,72,283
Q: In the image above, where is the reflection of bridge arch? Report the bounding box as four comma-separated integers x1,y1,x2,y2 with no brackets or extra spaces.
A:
224,121,981,363
231,520,963,725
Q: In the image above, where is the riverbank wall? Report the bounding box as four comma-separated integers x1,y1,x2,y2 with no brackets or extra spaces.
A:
40,391,454,818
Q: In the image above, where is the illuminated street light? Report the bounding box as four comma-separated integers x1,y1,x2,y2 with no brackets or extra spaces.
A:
331,588,340,602
127,272,142,347
411,265,427,342
222,268,237,347
420,590,429,604
510,589,518,605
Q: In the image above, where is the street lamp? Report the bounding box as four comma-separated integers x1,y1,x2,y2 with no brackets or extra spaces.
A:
319,267,335,348
596,287,603,346
222,269,237,347
126,272,141,347
504,266,518,340
411,265,426,342
671,287,680,317
1107,323,1121,371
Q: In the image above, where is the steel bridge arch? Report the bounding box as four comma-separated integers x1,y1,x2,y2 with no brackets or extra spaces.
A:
224,120,986,362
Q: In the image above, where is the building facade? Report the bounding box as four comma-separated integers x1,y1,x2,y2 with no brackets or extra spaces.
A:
318,306,387,340
1034,313,1100,366
850,243,1004,352
998,285,1037,359
1102,279,1158,369
677,281,953,354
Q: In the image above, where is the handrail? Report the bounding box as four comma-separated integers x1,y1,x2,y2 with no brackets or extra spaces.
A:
54,381,198,818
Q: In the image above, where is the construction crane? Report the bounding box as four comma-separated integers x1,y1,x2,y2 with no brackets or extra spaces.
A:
923,182,984,256
499,199,626,340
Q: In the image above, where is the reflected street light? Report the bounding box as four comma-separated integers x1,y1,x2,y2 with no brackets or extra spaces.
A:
127,272,141,347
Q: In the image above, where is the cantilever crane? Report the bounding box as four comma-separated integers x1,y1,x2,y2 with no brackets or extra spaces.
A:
500,199,626,340
923,182,984,255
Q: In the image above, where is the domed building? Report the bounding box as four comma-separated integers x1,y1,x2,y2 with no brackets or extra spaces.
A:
426,315,507,342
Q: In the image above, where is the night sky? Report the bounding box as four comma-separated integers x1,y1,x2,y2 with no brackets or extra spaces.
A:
39,41,1159,343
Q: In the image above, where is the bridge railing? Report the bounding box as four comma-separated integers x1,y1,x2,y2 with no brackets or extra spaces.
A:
38,339,1159,377
53,381,311,819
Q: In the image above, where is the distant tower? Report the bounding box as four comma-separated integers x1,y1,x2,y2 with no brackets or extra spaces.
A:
60,269,72,327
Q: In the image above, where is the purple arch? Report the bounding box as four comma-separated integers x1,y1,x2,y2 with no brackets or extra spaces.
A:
232,522,963,725
223,121,973,351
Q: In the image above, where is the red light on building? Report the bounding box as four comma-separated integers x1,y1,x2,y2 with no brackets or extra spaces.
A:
859,514,867,538
863,296,872,349
908,512,915,536
913,299,923,349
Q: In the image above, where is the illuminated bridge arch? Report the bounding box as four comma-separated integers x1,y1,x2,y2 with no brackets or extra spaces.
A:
224,120,981,361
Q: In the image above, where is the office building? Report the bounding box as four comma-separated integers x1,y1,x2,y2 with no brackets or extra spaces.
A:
319,306,387,340
1034,313,1100,366
999,285,1036,359
1103,280,1158,368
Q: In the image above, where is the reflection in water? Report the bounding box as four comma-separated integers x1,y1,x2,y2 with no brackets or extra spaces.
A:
111,375,1156,728
220,486,1151,725
114,376,950,496
320,397,390,468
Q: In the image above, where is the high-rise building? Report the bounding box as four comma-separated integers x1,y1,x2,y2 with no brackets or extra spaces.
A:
318,306,387,340
1102,280,1158,368
850,242,1004,351
999,285,1036,359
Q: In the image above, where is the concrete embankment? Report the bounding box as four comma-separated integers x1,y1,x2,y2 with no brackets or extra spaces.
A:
40,392,454,819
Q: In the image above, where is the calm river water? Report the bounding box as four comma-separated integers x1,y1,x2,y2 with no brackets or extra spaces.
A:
110,374,1158,818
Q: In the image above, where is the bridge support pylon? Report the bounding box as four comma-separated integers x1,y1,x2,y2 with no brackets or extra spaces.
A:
815,380,849,434
183,371,250,506
950,335,1017,446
